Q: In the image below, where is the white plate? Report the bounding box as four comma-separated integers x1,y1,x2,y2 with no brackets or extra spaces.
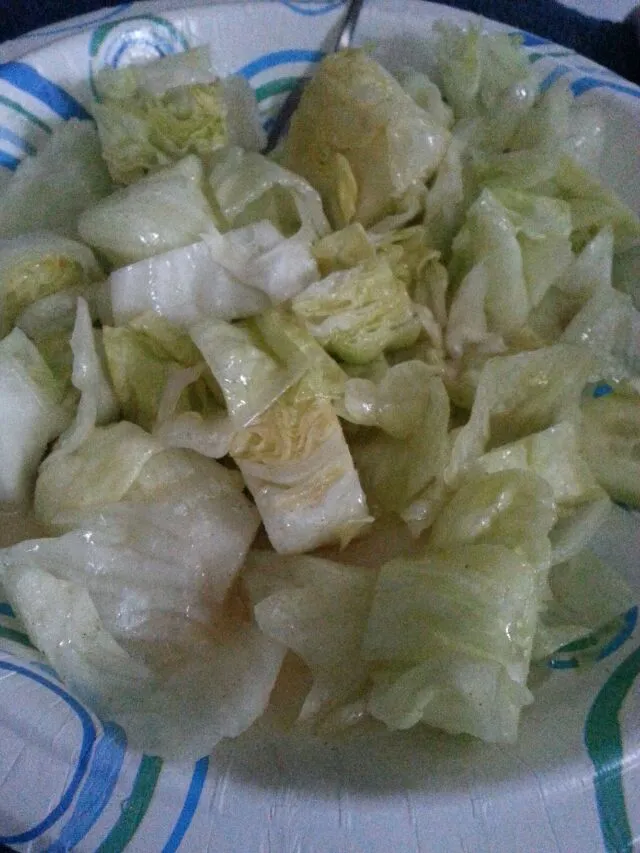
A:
0,3,639,851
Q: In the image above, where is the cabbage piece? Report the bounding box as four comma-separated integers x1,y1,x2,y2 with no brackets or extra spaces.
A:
471,421,604,511
190,317,296,428
0,559,283,760
424,133,467,255
0,233,102,337
350,368,450,515
312,223,376,276
230,378,371,554
154,371,233,459
433,23,533,120
429,469,557,574
362,543,538,742
549,496,612,566
103,313,217,431
446,344,596,484
209,146,329,237
250,308,347,403
0,328,72,505
201,224,318,305
78,156,218,265
0,451,274,760
34,421,162,526
93,48,229,185
244,552,376,720
398,69,454,129
551,156,640,253
527,227,614,344
447,188,573,349
291,258,420,364
53,298,118,457
284,49,450,227
0,120,113,240
109,237,270,326
560,286,637,383
579,387,640,507
533,548,635,660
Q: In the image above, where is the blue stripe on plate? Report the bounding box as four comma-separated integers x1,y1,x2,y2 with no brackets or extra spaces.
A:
0,125,35,154
539,64,571,93
279,0,346,15
0,150,21,170
0,63,90,120
0,660,96,845
237,49,324,80
44,722,128,853
161,757,209,853
571,76,640,99
0,603,15,618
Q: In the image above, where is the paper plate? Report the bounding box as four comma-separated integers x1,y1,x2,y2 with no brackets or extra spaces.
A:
0,2,639,851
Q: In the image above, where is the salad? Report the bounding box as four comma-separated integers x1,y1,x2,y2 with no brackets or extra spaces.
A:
0,23,639,762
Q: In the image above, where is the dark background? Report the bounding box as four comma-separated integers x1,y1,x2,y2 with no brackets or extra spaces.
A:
1,0,639,83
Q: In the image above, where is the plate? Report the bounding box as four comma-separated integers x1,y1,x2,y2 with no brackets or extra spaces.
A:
0,2,639,851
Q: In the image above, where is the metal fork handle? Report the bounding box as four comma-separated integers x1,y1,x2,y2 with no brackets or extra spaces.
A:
262,0,365,154
335,0,365,51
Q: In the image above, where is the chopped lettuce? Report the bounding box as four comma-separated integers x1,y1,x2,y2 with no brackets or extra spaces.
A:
0,328,72,505
350,367,450,516
429,469,557,574
109,237,270,326
446,344,596,484
0,233,102,337
0,120,113,240
103,313,215,431
363,543,538,742
34,421,161,526
52,297,119,457
78,156,219,266
292,258,420,364
245,552,376,720
209,146,329,237
284,49,450,227
230,378,371,553
93,47,229,184
0,449,272,759
190,317,296,428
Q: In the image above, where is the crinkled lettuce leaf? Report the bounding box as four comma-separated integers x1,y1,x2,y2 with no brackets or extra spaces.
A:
446,344,596,484
350,367,450,516
244,551,376,720
78,156,219,266
209,145,329,237
93,48,229,185
292,258,420,364
363,543,538,742
0,233,102,337
190,316,297,428
0,120,113,240
103,313,217,431
0,448,274,760
231,378,371,553
0,328,72,505
109,236,270,326
284,49,450,227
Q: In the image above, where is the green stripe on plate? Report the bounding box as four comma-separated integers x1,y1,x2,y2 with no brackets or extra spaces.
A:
0,94,52,134
0,624,33,648
95,754,163,853
255,76,299,103
585,642,640,853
